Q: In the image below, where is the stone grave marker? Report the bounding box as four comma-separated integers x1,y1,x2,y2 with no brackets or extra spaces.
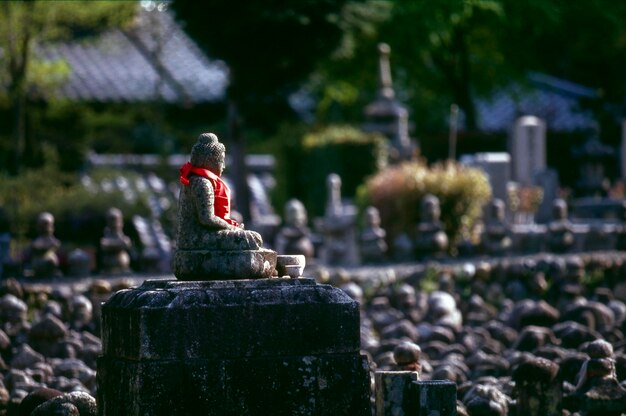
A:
510,115,547,185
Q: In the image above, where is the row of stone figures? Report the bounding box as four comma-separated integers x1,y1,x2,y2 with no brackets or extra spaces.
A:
20,184,626,279
274,174,450,267
278,174,626,266
24,208,132,278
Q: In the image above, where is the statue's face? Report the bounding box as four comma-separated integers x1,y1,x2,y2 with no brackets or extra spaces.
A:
366,208,380,226
216,151,225,176
286,203,306,227
107,212,123,231
38,216,54,236
424,201,440,221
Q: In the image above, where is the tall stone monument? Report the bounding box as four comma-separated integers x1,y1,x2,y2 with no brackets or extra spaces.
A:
316,173,360,266
510,115,547,185
97,133,371,415
363,43,416,162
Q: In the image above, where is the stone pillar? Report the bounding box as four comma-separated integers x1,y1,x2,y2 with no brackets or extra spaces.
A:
375,371,457,416
513,357,561,416
510,115,546,185
97,278,370,416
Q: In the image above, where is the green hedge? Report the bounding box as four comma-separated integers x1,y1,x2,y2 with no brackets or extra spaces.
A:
280,125,388,218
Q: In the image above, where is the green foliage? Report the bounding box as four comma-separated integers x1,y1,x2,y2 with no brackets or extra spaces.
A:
0,1,137,174
358,160,492,248
290,125,388,217
307,0,626,153
0,161,149,248
307,0,507,133
172,0,388,132
265,123,387,219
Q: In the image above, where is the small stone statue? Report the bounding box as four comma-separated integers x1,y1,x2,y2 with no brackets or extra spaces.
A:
173,133,276,280
414,194,448,259
547,198,575,253
572,339,626,404
100,207,132,274
481,198,511,256
274,199,314,260
392,341,423,376
359,206,387,264
69,294,95,333
30,212,61,277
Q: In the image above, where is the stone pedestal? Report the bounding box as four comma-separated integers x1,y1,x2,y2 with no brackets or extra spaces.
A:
173,248,276,280
97,278,370,416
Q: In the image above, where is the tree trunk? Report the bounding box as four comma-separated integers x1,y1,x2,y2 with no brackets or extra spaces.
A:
454,25,477,131
4,2,33,175
227,100,252,224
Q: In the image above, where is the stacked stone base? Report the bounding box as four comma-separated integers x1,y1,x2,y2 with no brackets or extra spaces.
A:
97,278,370,416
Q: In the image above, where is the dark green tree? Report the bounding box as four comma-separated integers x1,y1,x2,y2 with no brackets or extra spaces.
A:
499,0,626,142
0,1,137,174
171,0,387,220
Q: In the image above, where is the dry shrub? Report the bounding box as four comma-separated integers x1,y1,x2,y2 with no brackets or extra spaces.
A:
359,160,492,249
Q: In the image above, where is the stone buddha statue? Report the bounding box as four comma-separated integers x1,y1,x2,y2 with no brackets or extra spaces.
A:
100,207,132,274
547,198,575,253
414,194,448,259
481,198,512,256
274,199,314,260
173,133,276,280
359,206,387,264
30,212,61,277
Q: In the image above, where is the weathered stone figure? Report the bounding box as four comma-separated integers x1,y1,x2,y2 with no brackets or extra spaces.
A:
173,133,276,279
547,198,575,253
359,206,387,264
482,198,512,256
30,212,61,277
274,198,314,260
317,173,359,266
100,207,131,274
565,339,626,414
393,341,423,375
414,194,448,258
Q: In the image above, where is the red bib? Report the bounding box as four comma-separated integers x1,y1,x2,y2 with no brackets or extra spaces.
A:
179,162,239,227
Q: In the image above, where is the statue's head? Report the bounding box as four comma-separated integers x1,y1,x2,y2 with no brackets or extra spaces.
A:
106,207,123,231
285,199,307,227
553,198,568,220
490,198,505,221
71,294,93,323
365,206,381,227
191,133,226,175
393,341,421,367
37,212,55,237
421,194,440,222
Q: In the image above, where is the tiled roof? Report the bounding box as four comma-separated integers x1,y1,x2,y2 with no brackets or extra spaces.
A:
475,72,599,133
37,9,228,104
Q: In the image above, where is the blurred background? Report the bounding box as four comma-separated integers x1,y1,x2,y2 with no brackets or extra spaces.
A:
1,0,626,274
